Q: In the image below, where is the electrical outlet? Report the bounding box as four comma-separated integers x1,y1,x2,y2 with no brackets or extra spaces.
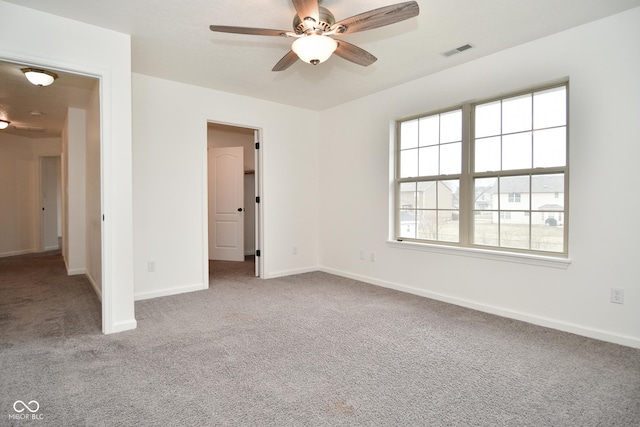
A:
370,252,376,262
611,287,624,304
359,250,365,260
147,261,156,272
293,246,298,255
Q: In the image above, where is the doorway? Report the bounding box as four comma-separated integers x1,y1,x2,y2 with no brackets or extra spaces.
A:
39,156,62,252
0,57,106,328
207,122,261,277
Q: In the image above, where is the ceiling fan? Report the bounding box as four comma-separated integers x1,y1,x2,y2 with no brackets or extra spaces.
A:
209,0,419,71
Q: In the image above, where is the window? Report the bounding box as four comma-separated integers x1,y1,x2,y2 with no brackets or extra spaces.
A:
397,110,462,243
395,84,568,256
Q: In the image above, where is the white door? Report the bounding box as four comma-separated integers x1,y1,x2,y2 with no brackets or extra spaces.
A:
40,156,60,251
208,146,244,261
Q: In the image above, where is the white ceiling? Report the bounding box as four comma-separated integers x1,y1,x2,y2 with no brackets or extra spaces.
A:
2,0,640,137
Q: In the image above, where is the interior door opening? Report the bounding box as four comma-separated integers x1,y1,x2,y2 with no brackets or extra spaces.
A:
207,122,261,278
40,156,62,252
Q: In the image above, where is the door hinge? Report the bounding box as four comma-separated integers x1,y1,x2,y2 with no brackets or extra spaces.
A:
102,214,105,221
256,250,261,257
256,196,260,203
255,142,260,149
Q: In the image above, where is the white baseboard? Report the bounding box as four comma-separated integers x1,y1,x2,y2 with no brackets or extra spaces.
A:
264,266,318,279
134,282,207,301
86,271,102,302
105,319,137,334
320,266,640,350
67,268,86,276
0,249,36,258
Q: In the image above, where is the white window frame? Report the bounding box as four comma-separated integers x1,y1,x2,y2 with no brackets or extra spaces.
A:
392,82,570,264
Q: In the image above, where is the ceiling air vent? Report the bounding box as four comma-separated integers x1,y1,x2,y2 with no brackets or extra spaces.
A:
442,43,474,57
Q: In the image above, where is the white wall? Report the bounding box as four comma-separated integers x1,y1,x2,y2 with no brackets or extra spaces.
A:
63,108,87,274
0,134,60,257
318,7,640,348
0,0,136,333
132,73,319,300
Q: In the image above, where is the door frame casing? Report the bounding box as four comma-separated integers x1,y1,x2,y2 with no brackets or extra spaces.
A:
202,121,263,284
0,50,136,334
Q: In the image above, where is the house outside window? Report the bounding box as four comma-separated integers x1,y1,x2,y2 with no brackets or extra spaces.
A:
395,83,568,256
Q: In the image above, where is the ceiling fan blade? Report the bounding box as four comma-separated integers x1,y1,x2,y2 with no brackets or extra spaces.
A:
210,25,289,37
334,40,377,67
331,1,419,35
272,50,300,71
291,0,319,23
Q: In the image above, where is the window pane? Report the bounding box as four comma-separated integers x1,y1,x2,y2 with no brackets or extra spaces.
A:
534,86,566,129
399,182,417,208
474,178,496,210
419,115,439,146
475,101,501,138
500,223,530,249
398,209,416,238
417,181,436,209
502,94,532,134
475,136,501,172
400,120,419,149
440,110,462,143
400,149,418,178
502,132,532,170
440,142,461,175
500,176,530,210
532,174,564,211
533,128,566,168
416,210,437,240
418,146,439,176
531,225,564,253
439,210,459,242
473,214,498,246
441,180,460,209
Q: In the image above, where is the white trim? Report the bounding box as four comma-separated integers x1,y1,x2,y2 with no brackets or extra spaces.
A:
201,126,210,290
67,268,86,276
320,266,639,349
108,319,137,334
0,249,36,258
264,266,318,279
86,271,102,302
387,240,571,269
0,52,126,335
203,121,265,279
134,282,207,301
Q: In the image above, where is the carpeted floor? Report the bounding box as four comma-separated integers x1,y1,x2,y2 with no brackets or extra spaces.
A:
1,251,639,426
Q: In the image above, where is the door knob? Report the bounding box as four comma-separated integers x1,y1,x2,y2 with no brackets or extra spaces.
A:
237,208,243,212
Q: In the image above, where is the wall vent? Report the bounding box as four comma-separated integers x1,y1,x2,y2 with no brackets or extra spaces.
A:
442,43,474,57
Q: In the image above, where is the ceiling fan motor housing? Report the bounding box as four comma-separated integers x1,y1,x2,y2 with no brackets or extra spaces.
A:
293,7,335,34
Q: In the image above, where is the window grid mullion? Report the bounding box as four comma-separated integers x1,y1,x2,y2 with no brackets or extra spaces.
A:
395,82,567,256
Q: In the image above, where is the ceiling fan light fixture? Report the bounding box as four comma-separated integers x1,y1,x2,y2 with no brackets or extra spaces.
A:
0,119,9,130
21,68,58,87
292,33,337,65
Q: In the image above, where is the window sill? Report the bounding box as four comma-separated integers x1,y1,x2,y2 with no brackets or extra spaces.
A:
386,240,571,269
